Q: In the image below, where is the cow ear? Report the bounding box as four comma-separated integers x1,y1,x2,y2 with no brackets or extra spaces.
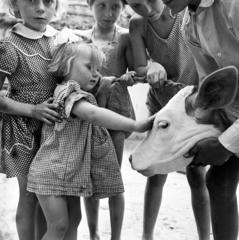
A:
195,66,238,109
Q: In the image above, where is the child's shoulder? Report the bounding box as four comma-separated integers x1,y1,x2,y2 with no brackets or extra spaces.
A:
54,81,97,117
54,81,95,103
129,14,145,32
129,13,145,24
0,32,20,59
0,30,18,45
115,25,130,42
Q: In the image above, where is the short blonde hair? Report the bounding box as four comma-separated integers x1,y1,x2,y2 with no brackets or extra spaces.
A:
49,41,105,83
8,0,61,19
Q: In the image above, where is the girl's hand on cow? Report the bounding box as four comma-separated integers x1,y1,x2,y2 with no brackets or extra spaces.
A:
134,115,155,132
185,137,233,166
31,98,62,125
147,61,167,86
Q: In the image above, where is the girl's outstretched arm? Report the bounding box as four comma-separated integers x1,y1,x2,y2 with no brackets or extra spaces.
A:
0,72,61,125
72,99,154,132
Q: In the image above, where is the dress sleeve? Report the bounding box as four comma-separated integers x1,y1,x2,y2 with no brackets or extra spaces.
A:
62,81,95,118
0,41,18,75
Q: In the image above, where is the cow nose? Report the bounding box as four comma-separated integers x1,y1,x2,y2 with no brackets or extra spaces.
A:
129,154,132,164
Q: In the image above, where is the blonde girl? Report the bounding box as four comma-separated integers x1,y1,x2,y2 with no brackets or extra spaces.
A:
27,41,153,240
74,1,135,239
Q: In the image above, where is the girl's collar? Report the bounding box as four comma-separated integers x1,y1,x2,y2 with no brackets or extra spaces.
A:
11,23,57,39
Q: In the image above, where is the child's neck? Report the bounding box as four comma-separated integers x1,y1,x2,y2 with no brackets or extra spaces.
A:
93,24,116,42
23,22,47,33
148,7,176,39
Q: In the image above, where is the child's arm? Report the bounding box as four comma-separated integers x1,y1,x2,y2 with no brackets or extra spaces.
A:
72,99,154,132
115,32,134,77
129,16,167,84
0,72,61,124
129,16,148,75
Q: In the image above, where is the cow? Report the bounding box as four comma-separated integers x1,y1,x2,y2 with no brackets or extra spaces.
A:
129,66,239,177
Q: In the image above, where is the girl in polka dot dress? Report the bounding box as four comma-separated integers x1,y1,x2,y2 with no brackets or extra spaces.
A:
0,0,62,239
27,41,153,240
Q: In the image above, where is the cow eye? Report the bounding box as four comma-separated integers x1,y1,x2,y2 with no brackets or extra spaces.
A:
158,120,169,129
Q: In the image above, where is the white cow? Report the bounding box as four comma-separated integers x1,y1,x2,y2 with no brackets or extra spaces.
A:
130,66,238,177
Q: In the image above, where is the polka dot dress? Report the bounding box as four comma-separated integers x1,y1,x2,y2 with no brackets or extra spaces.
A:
0,28,57,178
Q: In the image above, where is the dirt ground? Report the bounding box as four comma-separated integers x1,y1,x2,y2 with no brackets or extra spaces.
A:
0,139,222,240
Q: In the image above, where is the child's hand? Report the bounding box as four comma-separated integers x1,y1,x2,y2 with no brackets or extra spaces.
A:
147,61,167,86
31,98,62,125
134,115,155,132
118,71,136,86
115,72,147,86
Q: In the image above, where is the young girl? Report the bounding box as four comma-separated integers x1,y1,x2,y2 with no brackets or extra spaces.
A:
0,1,62,240
27,41,153,240
125,0,211,240
73,1,135,239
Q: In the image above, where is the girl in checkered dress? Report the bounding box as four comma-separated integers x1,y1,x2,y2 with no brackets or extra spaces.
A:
73,1,135,239
27,41,153,240
0,0,63,239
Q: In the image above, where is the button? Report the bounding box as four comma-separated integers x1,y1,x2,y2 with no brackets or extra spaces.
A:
217,52,222,57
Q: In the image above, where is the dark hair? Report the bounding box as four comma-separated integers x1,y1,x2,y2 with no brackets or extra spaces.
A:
87,0,126,6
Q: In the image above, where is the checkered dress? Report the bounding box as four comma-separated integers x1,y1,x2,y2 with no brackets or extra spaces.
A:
27,81,124,199
0,29,57,177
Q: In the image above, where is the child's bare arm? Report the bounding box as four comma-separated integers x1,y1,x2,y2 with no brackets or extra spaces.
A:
129,16,148,76
0,72,61,124
129,17,167,84
115,32,134,77
72,99,154,132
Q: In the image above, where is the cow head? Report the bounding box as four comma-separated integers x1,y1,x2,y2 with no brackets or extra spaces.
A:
130,66,238,176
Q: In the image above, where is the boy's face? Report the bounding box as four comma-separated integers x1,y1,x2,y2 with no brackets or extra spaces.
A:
69,47,101,92
15,0,57,32
126,0,165,21
91,0,123,30
162,0,191,14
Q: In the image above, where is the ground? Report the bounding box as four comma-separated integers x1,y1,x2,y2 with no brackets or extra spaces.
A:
0,139,219,240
